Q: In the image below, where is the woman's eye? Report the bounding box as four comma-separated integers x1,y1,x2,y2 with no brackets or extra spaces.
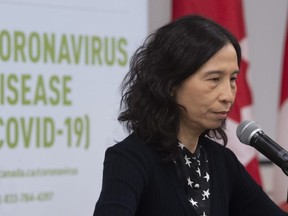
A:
211,77,220,81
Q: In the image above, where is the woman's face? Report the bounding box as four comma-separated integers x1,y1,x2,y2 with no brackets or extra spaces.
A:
174,43,239,134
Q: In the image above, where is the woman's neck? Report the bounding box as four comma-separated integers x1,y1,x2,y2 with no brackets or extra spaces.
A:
177,128,202,153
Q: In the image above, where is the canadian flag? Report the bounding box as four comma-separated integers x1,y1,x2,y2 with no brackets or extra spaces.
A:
273,19,288,206
173,0,262,185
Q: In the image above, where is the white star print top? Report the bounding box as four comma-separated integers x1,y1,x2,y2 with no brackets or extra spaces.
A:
176,142,210,216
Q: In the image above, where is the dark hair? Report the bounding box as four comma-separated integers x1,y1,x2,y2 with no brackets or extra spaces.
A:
118,15,241,160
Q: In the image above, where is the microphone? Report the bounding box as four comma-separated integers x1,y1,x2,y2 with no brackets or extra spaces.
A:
236,120,288,176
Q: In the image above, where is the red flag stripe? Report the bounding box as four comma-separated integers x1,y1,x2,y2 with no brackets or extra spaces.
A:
245,157,262,185
172,0,245,41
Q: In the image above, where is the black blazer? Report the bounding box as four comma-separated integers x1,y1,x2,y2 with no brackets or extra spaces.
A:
94,133,287,216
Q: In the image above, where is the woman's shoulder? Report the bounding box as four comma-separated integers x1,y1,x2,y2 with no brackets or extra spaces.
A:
106,133,156,164
109,133,149,152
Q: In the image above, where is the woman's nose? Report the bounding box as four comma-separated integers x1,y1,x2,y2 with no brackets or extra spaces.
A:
219,81,236,104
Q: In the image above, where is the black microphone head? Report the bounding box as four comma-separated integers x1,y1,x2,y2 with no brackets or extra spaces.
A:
236,120,261,145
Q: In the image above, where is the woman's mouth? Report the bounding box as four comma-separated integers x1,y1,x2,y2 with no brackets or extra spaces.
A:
214,111,228,119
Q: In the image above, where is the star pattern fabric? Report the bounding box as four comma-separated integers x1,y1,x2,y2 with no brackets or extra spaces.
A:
176,142,211,216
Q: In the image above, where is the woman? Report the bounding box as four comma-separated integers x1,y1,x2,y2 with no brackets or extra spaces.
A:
93,15,287,216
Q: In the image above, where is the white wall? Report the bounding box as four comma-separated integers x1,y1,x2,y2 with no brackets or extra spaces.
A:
244,0,288,140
